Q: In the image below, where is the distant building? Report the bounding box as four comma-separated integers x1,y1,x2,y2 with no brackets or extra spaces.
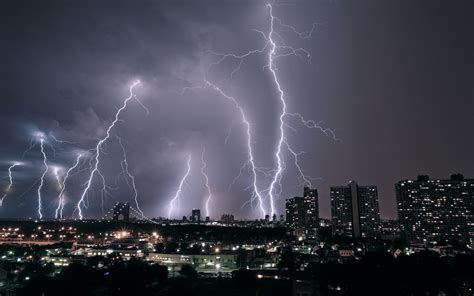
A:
330,181,381,238
76,246,144,259
285,187,319,240
396,174,473,246
221,214,235,223
112,202,130,222
147,253,238,272
191,209,201,222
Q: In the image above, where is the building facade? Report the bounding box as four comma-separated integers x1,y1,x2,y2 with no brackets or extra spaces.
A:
147,253,238,272
330,181,381,238
396,174,473,246
285,187,319,240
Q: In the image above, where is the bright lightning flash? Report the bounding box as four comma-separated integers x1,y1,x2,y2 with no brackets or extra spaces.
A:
52,166,63,190
76,80,142,219
117,136,144,218
168,154,192,219
200,147,213,218
37,138,48,219
0,163,21,206
201,3,338,217
55,153,82,219
183,81,267,217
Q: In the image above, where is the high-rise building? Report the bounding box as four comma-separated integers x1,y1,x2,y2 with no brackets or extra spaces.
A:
191,209,201,222
330,181,381,238
112,202,130,222
285,187,319,240
396,174,473,246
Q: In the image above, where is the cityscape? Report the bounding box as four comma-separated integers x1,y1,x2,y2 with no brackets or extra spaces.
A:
0,174,471,295
2,0,473,295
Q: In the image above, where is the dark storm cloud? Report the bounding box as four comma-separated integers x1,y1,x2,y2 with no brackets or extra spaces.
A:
1,0,473,219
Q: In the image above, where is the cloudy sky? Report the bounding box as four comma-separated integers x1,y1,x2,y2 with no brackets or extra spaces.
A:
1,0,473,220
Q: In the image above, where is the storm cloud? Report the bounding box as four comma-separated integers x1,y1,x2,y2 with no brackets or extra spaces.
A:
1,0,473,219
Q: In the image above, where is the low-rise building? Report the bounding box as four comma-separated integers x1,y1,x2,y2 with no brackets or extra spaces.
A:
147,253,239,271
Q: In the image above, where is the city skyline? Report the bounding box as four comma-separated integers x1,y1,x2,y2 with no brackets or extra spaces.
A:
1,0,473,220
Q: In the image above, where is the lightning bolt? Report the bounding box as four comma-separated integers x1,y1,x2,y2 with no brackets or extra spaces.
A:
201,4,337,217
168,154,192,219
283,140,320,188
117,136,144,218
265,3,289,217
37,139,48,219
265,4,340,215
286,113,339,141
183,81,267,217
49,133,76,145
22,131,45,158
200,147,213,218
53,167,63,190
55,153,82,219
0,163,21,206
76,80,141,219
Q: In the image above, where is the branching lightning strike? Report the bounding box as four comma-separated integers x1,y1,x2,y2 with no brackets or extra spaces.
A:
183,81,267,217
168,154,192,219
200,147,213,218
53,167,63,191
37,139,48,219
0,163,21,206
55,153,82,219
49,133,76,145
76,80,141,219
9,3,337,220
117,136,144,218
200,3,338,217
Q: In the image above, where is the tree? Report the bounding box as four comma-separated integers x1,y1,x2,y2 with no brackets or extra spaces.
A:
179,264,197,280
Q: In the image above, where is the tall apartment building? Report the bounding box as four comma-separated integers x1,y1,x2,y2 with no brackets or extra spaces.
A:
396,174,473,246
285,187,319,240
330,181,381,238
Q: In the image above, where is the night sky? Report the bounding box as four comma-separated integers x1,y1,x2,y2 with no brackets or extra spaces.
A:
1,0,473,220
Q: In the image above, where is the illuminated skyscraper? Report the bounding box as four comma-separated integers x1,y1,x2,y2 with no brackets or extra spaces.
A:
330,181,381,238
285,187,319,240
396,174,473,246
